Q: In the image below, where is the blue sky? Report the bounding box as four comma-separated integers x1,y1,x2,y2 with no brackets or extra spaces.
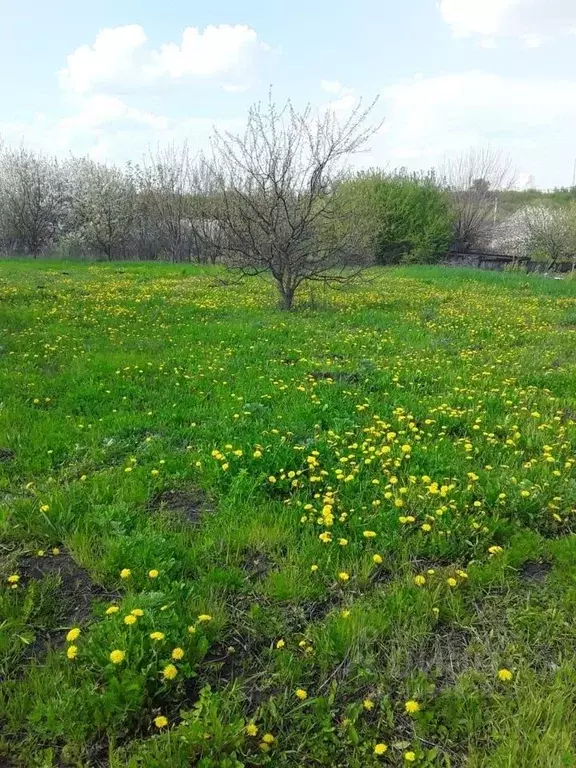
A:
1,0,576,187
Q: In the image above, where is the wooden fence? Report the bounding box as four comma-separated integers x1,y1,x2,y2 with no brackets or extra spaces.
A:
443,251,575,273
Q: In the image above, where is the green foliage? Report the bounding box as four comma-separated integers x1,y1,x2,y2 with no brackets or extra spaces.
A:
339,170,454,264
498,186,576,219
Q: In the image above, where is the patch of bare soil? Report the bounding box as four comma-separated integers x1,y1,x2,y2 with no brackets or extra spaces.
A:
16,551,116,661
308,371,360,383
149,487,211,524
240,547,274,581
370,565,394,586
408,627,474,690
519,560,552,584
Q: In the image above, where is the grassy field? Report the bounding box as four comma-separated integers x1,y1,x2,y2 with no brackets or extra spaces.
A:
1,261,576,768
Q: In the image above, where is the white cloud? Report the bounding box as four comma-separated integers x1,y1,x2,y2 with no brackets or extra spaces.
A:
523,34,542,48
321,80,344,94
438,0,576,44
320,80,359,112
377,70,576,187
148,25,268,79
59,94,167,130
59,23,270,94
0,104,238,166
59,25,148,93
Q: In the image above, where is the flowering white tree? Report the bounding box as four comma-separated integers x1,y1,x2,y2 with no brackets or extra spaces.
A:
68,158,136,260
491,205,576,267
0,146,68,256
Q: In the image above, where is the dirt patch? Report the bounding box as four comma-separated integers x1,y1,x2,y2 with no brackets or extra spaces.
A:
0,448,14,462
198,635,268,689
149,487,210,524
370,565,394,586
308,371,360,384
409,556,454,574
282,595,341,632
19,550,114,627
407,627,473,689
240,547,274,581
519,560,552,583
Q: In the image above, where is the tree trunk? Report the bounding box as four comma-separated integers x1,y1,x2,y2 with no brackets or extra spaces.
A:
278,285,295,310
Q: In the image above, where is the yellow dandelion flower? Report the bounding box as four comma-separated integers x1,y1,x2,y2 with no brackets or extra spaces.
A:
7,574,20,584
373,554,383,564
110,649,126,664
197,614,212,623
295,688,308,700
405,751,416,762
150,632,165,641
374,743,388,755
162,664,178,680
363,530,377,538
124,614,137,625
446,577,458,588
405,699,420,714
245,723,258,736
262,733,275,744
105,605,120,615
148,569,159,578
120,568,131,579
363,699,374,711
66,627,81,642
130,608,144,617
67,645,78,660
154,715,168,728
498,668,513,682
338,571,350,582
413,575,426,587
276,639,285,649
171,647,184,660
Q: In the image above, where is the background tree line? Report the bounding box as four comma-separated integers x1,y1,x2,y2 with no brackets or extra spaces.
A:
0,97,575,307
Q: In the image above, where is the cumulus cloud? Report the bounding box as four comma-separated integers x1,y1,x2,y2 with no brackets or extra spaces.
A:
438,0,576,45
59,94,167,130
319,80,359,112
148,25,268,79
374,70,576,186
59,25,148,93
59,23,270,94
0,104,239,166
320,80,344,94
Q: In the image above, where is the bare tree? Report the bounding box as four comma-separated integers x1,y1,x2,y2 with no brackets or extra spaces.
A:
68,158,136,260
440,148,515,252
136,143,194,262
0,146,68,256
202,95,378,309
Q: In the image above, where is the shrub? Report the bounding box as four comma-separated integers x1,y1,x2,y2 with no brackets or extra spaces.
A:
338,170,454,264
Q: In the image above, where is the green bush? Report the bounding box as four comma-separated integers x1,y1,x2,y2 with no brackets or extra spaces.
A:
339,170,454,264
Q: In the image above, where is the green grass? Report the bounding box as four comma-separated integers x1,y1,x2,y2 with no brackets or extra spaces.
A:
1,260,576,767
